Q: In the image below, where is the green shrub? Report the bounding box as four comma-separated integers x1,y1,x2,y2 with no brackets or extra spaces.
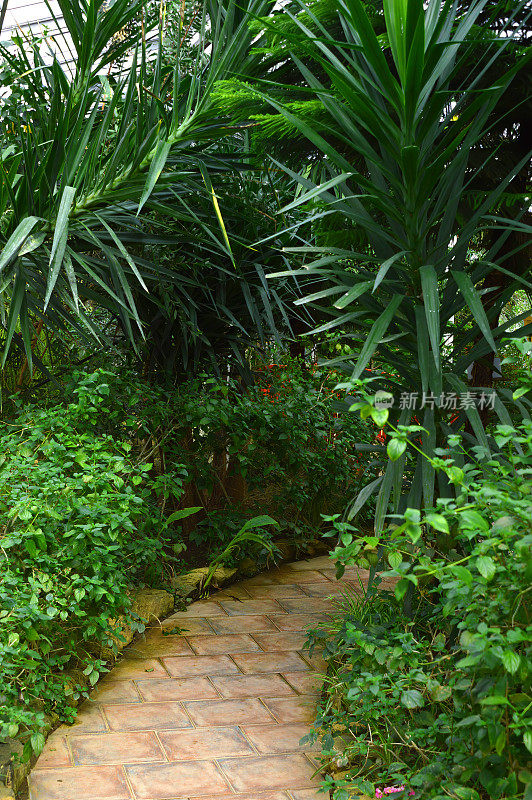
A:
66,363,375,552
0,371,182,760
310,419,532,800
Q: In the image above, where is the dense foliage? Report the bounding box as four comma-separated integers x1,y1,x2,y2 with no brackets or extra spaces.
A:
68,362,375,551
245,0,531,527
309,364,532,800
0,373,171,759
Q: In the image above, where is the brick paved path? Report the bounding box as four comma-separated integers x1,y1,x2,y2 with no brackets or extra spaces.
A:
29,556,358,800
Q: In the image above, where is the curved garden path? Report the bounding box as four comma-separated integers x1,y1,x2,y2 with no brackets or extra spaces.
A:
29,555,363,800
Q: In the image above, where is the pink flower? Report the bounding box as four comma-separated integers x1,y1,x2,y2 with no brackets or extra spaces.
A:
375,787,415,798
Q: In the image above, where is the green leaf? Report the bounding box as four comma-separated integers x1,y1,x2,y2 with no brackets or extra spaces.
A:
452,270,497,353
477,555,496,581
459,510,489,533
452,788,480,800
387,551,402,570
0,217,40,272
502,651,520,675
138,140,171,214
239,515,279,533
30,732,45,755
46,186,77,309
480,695,509,706
24,539,37,558
419,264,440,370
400,689,424,709
425,513,449,533
352,294,403,379
334,281,372,309
524,731,532,755
281,172,354,213
450,565,473,585
370,407,389,426
387,437,407,461
430,684,452,702
166,507,203,524
495,729,506,756
372,251,407,293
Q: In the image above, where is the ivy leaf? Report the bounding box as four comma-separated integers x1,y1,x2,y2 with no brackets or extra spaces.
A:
502,651,520,674
400,689,424,709
477,555,496,581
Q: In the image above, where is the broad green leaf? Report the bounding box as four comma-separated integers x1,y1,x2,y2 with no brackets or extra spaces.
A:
430,684,452,702
450,565,473,585
425,513,449,533
387,551,402,570
459,510,489,533
400,689,424,708
501,651,520,675
387,437,407,461
477,555,496,581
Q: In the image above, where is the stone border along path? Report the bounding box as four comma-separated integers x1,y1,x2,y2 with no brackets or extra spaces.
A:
29,556,373,800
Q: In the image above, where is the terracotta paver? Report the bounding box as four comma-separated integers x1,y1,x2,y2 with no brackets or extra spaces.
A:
182,697,275,726
103,701,192,731
126,760,230,798
209,613,279,634
242,722,317,753
186,633,261,654
210,673,296,698
135,676,219,702
159,726,254,760
218,753,319,792
69,731,164,765
29,556,359,800
232,651,310,673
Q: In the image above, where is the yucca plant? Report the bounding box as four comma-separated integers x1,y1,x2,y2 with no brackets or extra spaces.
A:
0,0,295,385
259,0,532,528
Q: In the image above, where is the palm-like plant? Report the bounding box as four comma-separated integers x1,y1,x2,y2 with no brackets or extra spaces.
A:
0,0,294,381
259,0,531,527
